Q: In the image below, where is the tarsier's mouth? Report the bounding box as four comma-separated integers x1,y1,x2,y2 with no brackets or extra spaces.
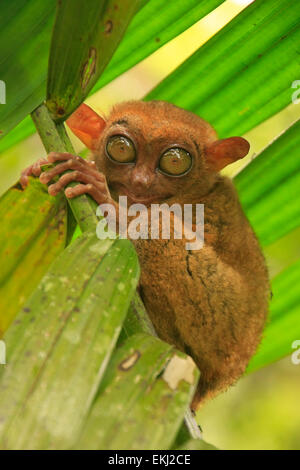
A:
110,183,170,206
121,191,160,207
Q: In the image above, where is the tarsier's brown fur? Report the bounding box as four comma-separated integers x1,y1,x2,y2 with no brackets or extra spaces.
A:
21,100,270,410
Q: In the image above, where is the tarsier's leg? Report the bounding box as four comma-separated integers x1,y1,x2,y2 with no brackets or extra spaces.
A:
134,236,268,411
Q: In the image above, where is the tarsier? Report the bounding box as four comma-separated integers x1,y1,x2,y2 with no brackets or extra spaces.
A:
21,100,270,410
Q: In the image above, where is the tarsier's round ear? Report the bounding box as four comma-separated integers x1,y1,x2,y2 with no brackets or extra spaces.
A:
205,137,250,172
66,103,106,150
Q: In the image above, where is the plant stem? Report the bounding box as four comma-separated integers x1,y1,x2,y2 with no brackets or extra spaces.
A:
31,103,98,233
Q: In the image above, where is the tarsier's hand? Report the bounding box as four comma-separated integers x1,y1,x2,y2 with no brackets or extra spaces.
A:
20,152,112,206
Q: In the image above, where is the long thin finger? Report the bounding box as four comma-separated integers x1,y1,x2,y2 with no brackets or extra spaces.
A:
47,152,81,163
62,159,106,182
20,166,33,188
20,177,29,189
48,153,104,182
32,158,49,176
20,159,48,187
65,184,104,205
39,161,75,184
63,157,106,182
48,171,106,196
41,157,105,185
64,184,91,199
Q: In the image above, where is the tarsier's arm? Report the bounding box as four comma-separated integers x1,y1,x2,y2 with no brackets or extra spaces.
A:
21,101,269,410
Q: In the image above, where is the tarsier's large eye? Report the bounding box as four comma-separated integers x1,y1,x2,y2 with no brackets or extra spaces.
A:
158,148,192,176
106,135,136,163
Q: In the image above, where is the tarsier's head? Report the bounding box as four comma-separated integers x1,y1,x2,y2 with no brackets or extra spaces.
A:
67,100,249,206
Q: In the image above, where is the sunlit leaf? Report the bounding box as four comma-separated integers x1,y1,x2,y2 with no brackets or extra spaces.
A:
147,0,300,138
47,0,146,121
0,0,223,152
92,0,225,92
76,333,199,450
0,0,54,139
0,179,68,335
234,119,300,247
247,258,300,373
0,235,139,450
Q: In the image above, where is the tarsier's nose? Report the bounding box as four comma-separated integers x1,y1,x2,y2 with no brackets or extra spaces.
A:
130,166,154,190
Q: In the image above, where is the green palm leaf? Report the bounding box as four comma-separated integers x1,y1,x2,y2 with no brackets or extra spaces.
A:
0,0,54,139
0,179,68,334
234,119,300,247
47,0,146,121
76,333,199,450
247,258,300,373
0,234,139,450
0,0,223,152
147,0,300,137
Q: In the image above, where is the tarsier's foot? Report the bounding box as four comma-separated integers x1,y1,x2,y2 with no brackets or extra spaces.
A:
20,152,111,205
